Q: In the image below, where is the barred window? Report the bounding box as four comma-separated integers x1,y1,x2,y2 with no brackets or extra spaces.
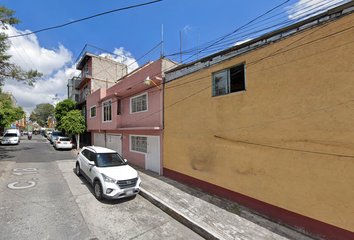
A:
131,93,147,113
103,99,112,122
131,136,147,153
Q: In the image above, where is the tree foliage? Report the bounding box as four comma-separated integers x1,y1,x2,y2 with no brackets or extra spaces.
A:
54,99,77,132
29,103,54,127
0,99,24,129
61,110,86,149
0,5,43,88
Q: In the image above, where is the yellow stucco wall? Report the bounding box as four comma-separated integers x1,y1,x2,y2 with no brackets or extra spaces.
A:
164,13,354,232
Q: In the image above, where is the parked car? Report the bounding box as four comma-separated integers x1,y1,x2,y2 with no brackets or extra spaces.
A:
53,136,72,150
4,129,20,143
50,131,65,144
1,133,19,145
76,146,141,200
47,133,52,141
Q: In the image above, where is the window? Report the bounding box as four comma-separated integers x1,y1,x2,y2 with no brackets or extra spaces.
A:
117,99,121,115
90,106,96,118
131,136,147,153
212,63,245,97
103,99,112,122
131,93,147,113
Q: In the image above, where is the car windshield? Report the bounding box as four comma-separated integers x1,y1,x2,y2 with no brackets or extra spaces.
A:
59,137,70,141
96,152,126,167
5,133,17,137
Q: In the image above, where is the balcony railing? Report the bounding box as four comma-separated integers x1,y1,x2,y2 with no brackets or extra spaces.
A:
79,91,90,103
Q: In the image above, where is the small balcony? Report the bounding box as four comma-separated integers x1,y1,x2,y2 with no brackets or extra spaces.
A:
76,67,93,90
78,90,90,105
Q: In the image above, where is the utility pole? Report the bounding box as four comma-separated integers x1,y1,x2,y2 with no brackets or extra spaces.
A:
52,93,60,107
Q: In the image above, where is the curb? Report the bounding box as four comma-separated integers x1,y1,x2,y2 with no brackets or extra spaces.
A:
139,187,227,240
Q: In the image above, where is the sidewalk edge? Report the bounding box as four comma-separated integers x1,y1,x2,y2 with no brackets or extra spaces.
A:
139,187,227,240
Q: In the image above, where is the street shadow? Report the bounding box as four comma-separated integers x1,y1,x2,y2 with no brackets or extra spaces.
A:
131,165,310,240
0,145,32,161
71,168,136,205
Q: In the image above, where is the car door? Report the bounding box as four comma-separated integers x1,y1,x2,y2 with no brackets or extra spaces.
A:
80,149,91,179
86,151,97,184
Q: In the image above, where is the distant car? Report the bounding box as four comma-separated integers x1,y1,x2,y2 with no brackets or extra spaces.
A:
24,130,28,135
47,133,52,141
5,129,20,143
1,133,19,145
50,131,65,144
76,146,141,200
53,136,73,150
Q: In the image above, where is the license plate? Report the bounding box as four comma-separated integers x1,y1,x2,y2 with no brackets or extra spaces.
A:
63,142,67,144
125,190,133,195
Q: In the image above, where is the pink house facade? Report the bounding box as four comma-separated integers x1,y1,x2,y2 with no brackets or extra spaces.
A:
86,58,178,175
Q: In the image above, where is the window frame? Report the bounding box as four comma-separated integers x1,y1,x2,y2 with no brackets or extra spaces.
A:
102,99,112,123
130,135,148,154
212,63,246,97
130,92,148,114
90,105,96,118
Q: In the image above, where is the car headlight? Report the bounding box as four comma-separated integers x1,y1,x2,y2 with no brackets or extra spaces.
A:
101,173,116,183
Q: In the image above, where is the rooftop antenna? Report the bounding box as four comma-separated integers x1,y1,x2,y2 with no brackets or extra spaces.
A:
197,28,200,60
180,31,182,64
161,24,164,58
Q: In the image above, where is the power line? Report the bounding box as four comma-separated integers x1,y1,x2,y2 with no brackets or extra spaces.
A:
7,0,163,39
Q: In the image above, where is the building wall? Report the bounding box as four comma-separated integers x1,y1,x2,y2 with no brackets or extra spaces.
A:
87,59,176,175
92,56,127,84
163,11,354,238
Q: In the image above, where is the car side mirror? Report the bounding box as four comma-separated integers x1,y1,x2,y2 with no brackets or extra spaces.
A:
88,161,96,166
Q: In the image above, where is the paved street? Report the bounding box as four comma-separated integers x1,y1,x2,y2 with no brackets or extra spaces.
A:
0,134,204,240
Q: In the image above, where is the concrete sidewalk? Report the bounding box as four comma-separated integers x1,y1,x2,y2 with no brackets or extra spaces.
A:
136,167,315,240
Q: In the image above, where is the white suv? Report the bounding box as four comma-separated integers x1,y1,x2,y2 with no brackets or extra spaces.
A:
76,146,141,200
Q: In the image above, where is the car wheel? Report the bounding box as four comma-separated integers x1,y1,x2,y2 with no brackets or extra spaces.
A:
75,163,81,176
94,181,103,200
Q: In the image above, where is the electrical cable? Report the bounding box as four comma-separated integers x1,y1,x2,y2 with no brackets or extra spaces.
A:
7,0,163,39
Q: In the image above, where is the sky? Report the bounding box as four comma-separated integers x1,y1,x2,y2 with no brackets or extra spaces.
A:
1,0,351,117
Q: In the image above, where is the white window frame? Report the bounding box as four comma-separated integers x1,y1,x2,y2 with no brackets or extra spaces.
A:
90,105,96,118
102,99,112,122
212,63,246,97
130,135,148,154
130,92,148,114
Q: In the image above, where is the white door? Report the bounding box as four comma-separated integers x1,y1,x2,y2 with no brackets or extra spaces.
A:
106,134,122,155
146,136,160,175
94,133,105,147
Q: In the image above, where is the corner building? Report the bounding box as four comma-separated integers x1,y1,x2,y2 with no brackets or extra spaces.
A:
163,2,354,239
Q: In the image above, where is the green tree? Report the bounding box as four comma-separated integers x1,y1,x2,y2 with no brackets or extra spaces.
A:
0,5,42,88
30,103,54,127
61,110,86,149
0,99,24,129
54,99,77,132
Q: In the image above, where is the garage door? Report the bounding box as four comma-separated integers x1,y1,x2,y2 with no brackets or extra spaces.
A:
94,133,105,147
106,134,122,155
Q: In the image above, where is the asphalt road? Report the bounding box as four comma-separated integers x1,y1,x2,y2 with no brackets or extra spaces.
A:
0,134,204,240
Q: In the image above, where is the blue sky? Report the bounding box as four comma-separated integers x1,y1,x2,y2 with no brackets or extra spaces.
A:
1,0,350,116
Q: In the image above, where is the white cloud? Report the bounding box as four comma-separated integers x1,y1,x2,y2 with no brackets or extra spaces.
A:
234,38,253,46
100,47,139,73
286,0,350,20
3,64,80,115
3,25,73,75
184,25,192,34
2,25,136,118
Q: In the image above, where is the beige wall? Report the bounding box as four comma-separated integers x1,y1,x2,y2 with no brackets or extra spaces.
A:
92,56,127,84
164,13,354,232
